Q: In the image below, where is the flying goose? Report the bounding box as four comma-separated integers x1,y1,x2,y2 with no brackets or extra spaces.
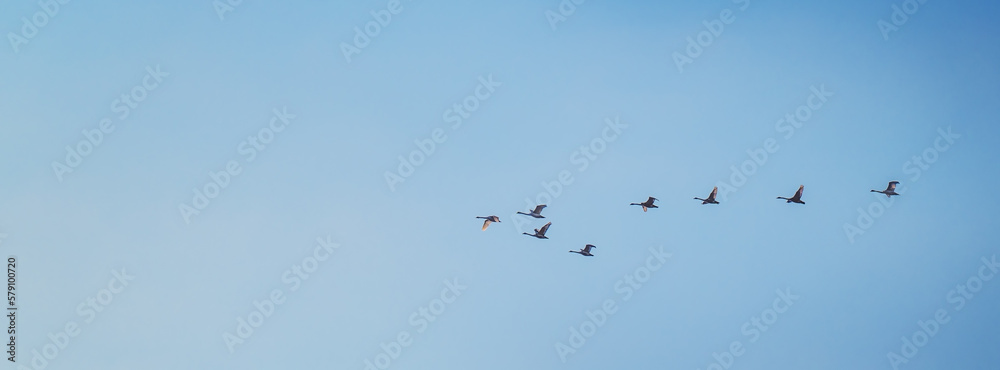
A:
777,185,805,204
517,204,547,218
694,187,719,204
476,215,500,230
630,197,658,212
871,181,900,198
569,244,597,257
523,222,552,239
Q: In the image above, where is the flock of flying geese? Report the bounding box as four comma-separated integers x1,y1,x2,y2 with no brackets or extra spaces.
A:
476,181,902,257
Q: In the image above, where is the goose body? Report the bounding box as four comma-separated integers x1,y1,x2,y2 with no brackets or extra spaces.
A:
569,244,596,257
694,187,719,204
777,185,806,204
630,197,658,212
517,204,547,218
476,215,500,230
523,222,552,239
871,181,900,198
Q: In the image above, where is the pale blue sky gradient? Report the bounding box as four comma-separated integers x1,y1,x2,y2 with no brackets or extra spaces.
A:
1,1,999,369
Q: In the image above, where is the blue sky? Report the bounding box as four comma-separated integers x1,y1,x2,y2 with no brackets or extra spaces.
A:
1,0,999,369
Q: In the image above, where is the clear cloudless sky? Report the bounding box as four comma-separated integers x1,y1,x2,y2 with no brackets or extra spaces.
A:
1,0,999,369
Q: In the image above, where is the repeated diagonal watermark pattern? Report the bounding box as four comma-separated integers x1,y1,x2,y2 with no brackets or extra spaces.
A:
7,0,72,54
544,0,588,31
223,236,338,353
510,116,627,235
714,85,833,202
877,0,931,41
362,278,467,370
384,75,501,192
15,268,134,370
213,0,246,21
341,0,415,64
695,288,799,370
886,254,997,369
555,246,671,362
50,65,169,183
672,0,751,73
179,107,295,224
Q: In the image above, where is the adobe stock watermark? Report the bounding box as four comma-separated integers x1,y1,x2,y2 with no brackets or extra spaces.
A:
714,84,833,202
544,0,586,31
213,0,245,21
877,0,930,41
696,288,799,370
383,75,501,192
672,0,750,73
842,126,959,243
16,268,134,370
50,65,169,183
7,0,72,54
340,0,413,63
510,116,627,235
886,254,997,369
223,236,339,353
178,107,296,224
555,246,671,362
362,277,467,370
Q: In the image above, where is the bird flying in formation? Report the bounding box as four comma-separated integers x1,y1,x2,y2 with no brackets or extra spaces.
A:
476,180,902,258
523,222,552,239
569,244,597,257
630,197,658,212
871,181,900,198
476,215,501,230
694,187,719,205
777,185,805,204
517,204,547,218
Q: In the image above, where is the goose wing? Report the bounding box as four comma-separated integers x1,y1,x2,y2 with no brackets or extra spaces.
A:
583,244,596,253
481,220,492,230
793,185,804,199
533,204,547,214
708,186,718,200
538,222,551,235
646,197,657,204
887,181,899,191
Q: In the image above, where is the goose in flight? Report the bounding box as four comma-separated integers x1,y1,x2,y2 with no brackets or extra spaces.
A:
523,222,552,239
476,215,500,230
517,204,547,218
694,187,719,204
569,244,597,257
777,185,806,204
630,197,658,212
871,181,900,198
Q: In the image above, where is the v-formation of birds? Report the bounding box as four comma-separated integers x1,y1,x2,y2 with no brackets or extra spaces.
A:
477,181,902,257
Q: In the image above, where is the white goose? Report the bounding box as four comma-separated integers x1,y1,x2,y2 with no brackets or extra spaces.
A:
517,204,547,218
476,215,500,230
871,181,900,198
694,187,719,204
523,222,552,239
777,185,805,204
569,244,597,257
630,197,658,212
